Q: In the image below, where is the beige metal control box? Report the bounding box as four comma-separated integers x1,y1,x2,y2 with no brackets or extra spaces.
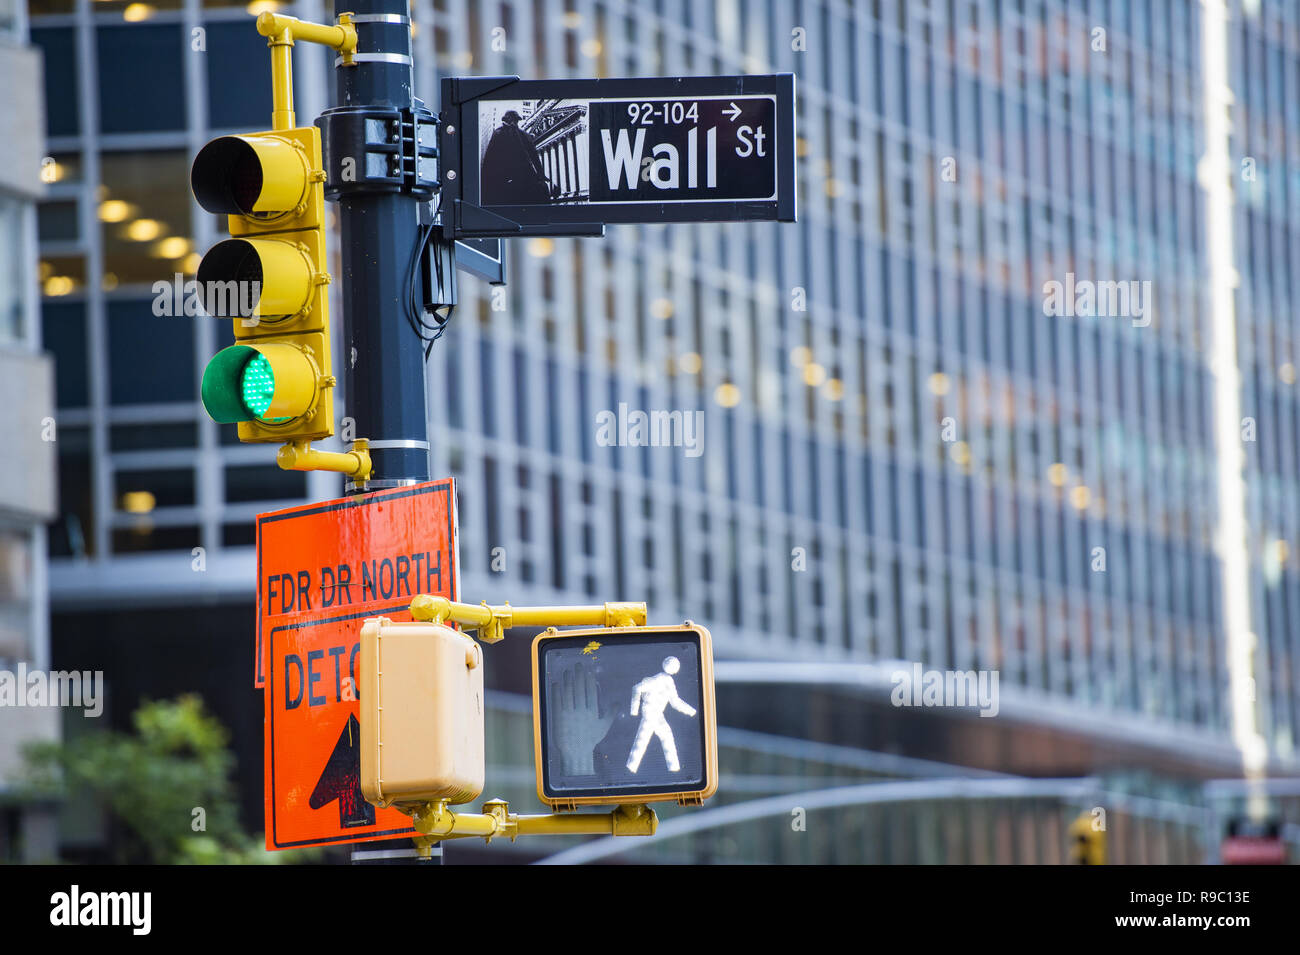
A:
359,616,485,808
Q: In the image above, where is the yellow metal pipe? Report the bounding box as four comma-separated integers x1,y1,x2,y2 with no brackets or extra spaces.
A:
268,30,295,131
515,813,626,836
256,13,359,130
409,595,647,643
277,437,372,480
413,807,499,839
512,602,646,628
410,596,491,627
255,11,358,55
406,799,656,842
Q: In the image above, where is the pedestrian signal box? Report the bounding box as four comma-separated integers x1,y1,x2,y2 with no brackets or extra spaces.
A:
531,623,717,809
359,617,485,809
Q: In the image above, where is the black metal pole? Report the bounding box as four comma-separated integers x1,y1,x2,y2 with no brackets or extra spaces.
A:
323,0,430,492
322,1,442,864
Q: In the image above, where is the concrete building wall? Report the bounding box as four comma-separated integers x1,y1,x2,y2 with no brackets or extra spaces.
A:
0,0,59,863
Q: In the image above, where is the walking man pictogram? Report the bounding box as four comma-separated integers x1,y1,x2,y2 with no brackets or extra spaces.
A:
626,656,697,773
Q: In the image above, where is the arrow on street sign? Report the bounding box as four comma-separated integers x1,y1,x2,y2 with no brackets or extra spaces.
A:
439,73,796,239
309,713,376,829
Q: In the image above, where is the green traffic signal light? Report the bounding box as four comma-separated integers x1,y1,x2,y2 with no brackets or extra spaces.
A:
201,343,318,425
241,351,278,419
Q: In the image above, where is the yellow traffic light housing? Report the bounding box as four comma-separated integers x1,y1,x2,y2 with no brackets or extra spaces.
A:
531,622,718,810
190,132,313,216
1069,812,1107,864
358,617,485,809
192,126,335,443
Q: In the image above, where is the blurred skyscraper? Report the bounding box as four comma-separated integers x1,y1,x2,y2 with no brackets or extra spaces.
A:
25,0,1300,862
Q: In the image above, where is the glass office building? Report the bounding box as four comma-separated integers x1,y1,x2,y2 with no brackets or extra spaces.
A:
25,0,1300,862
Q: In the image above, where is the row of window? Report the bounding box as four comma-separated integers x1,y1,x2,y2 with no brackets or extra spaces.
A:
436,437,1238,729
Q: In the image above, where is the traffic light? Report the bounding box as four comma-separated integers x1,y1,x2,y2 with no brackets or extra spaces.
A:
531,622,717,809
191,127,335,442
1068,812,1106,864
358,617,485,808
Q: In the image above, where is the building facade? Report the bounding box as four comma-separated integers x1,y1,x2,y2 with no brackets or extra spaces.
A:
0,0,58,863
24,0,1300,862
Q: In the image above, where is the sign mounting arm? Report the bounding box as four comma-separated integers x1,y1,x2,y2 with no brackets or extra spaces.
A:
409,594,647,644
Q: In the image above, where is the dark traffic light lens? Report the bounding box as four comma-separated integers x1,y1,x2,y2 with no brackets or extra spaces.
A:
195,239,264,318
191,137,264,215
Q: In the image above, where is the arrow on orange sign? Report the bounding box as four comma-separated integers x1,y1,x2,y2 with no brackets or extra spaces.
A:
309,713,375,829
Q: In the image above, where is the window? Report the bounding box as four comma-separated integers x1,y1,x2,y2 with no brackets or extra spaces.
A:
31,27,79,137
96,25,186,134
204,21,274,129
0,195,31,345
107,297,194,404
0,526,35,661
100,151,192,289
41,300,88,407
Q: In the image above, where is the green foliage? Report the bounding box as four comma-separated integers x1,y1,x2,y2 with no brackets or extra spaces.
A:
23,694,314,864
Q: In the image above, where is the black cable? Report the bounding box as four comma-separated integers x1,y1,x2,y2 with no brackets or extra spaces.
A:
405,197,456,359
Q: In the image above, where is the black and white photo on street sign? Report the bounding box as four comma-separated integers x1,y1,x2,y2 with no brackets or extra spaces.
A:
477,96,776,206
440,73,795,238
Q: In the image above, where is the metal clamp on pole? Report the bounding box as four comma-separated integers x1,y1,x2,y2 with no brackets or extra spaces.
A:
408,594,648,644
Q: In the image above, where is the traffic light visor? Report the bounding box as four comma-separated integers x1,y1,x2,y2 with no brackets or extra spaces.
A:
201,343,318,424
191,134,310,216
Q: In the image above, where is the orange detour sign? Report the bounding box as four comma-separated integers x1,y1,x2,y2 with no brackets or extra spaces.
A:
255,480,458,685
257,480,458,850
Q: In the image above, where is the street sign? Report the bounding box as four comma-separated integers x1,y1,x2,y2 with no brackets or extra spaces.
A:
440,74,796,239
255,479,458,686
264,601,422,849
531,623,717,809
257,479,458,850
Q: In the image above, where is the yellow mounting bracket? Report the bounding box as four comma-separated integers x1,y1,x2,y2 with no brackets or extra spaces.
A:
277,437,372,481
256,11,359,130
409,594,647,644
405,798,657,845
